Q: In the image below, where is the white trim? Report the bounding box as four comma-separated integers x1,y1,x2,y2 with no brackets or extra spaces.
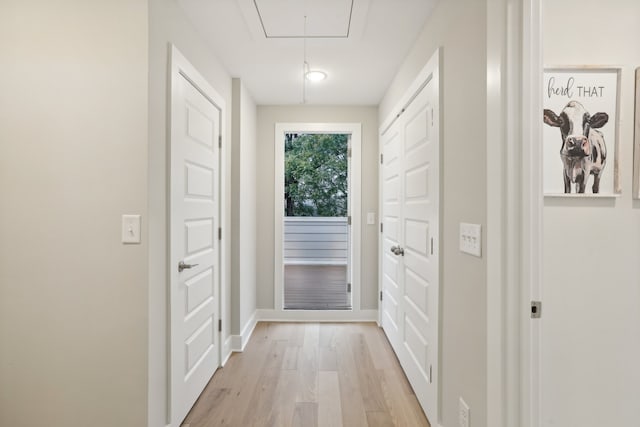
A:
486,1,542,427
274,123,362,316
222,336,233,366
230,311,258,352
255,309,378,322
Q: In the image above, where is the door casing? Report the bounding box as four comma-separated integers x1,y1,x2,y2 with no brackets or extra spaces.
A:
274,123,363,319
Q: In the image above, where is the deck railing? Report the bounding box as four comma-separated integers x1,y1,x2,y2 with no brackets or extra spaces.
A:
283,217,348,265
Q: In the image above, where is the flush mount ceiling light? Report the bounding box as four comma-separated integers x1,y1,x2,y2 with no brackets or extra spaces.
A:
305,70,327,82
301,15,327,103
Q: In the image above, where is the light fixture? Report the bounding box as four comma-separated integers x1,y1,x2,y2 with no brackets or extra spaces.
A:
305,70,327,82
302,15,327,103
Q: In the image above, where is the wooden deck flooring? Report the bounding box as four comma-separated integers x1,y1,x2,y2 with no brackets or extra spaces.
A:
181,322,431,427
284,265,350,310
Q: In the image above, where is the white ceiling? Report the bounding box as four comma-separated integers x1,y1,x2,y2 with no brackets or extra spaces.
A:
177,0,438,105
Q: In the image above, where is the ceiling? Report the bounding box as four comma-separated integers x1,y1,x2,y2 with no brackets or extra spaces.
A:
177,0,438,105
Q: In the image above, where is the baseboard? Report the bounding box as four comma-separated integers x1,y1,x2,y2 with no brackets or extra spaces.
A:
221,335,233,366
230,311,257,352
255,309,378,322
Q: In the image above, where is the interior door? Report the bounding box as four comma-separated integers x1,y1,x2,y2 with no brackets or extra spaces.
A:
380,75,439,419
170,72,221,426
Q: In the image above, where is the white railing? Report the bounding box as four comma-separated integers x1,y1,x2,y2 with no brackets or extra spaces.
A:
284,217,348,265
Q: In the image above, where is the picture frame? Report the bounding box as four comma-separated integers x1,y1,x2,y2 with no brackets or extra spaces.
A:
633,68,640,199
543,67,621,196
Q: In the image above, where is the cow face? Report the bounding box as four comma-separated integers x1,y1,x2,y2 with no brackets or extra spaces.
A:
543,100,608,158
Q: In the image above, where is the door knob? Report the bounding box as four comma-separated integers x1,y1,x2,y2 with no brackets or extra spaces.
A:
390,246,405,256
178,260,198,272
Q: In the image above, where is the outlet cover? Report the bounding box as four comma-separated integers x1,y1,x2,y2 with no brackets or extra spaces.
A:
459,398,470,427
459,222,481,257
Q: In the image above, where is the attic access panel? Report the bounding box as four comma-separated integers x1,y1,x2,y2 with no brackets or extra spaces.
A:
254,0,354,38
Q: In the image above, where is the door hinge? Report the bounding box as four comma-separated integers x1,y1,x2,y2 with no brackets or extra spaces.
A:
531,301,542,319
380,291,383,301
430,238,434,255
348,216,352,226
218,135,222,148
380,153,384,164
348,147,352,158
431,108,434,127
380,223,384,233
218,319,222,332
218,227,222,240
347,283,351,293
429,364,433,383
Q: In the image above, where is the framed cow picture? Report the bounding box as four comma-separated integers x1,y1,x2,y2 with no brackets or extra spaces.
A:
543,67,621,196
633,68,640,199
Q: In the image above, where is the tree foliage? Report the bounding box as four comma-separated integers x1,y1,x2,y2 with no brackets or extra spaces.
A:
284,133,348,217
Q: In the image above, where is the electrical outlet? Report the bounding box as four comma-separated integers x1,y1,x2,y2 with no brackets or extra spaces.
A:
459,398,470,427
459,222,481,257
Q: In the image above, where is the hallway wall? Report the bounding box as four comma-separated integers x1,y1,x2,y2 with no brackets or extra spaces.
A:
379,1,488,426
542,1,640,426
255,106,380,311
231,79,258,336
0,1,149,426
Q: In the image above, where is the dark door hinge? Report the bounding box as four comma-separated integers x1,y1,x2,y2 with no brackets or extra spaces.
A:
380,153,384,164
380,291,383,301
218,227,222,240
347,283,351,293
218,319,222,332
348,216,352,226
380,222,384,233
218,135,222,148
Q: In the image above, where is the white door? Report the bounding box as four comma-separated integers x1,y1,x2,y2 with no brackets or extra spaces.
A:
170,71,221,426
380,72,439,420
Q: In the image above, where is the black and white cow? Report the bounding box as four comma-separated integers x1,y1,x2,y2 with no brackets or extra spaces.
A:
543,100,608,193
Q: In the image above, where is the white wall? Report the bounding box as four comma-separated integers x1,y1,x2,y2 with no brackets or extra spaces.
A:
231,79,257,336
542,1,640,426
256,106,379,310
379,1,488,426
0,1,149,426
148,0,233,424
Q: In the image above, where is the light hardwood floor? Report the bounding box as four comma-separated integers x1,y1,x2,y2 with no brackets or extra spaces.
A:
181,322,431,427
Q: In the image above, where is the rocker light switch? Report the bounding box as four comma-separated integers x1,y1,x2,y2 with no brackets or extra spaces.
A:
122,215,141,244
459,222,481,257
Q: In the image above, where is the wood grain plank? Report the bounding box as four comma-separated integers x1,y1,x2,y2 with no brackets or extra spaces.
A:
318,371,343,427
296,323,319,403
350,333,388,412
292,402,318,427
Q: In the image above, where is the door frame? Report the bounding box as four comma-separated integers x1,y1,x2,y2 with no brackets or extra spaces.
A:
378,48,441,424
166,45,226,426
486,1,542,427
273,123,363,319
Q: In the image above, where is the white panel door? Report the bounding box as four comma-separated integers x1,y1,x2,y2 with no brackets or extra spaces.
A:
170,72,221,426
380,74,439,420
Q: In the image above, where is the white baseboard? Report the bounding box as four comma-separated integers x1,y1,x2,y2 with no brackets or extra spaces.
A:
230,311,257,352
255,309,378,322
221,335,233,366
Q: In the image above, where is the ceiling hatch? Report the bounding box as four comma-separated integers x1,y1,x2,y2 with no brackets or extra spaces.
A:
254,0,354,38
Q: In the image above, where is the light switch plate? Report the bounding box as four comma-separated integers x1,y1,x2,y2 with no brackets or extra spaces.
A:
367,212,376,225
459,222,481,257
122,214,141,244
459,398,470,427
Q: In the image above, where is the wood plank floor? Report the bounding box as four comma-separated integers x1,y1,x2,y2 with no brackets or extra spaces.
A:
284,265,350,310
181,322,431,427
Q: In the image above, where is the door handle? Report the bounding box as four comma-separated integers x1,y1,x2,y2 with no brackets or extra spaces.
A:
178,260,199,272
390,246,405,256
